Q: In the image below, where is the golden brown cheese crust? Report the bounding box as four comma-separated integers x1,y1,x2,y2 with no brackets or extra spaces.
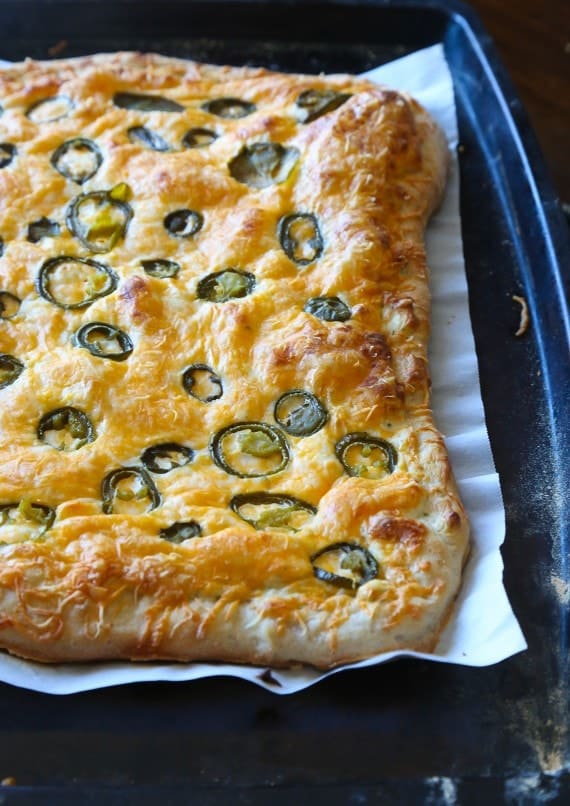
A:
0,52,469,668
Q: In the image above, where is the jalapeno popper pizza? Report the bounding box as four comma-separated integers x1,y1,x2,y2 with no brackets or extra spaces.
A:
0,53,469,667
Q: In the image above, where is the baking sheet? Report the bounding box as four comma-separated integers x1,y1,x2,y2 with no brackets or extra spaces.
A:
0,43,527,694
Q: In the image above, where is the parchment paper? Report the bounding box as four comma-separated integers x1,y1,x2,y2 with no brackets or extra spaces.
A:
0,44,527,693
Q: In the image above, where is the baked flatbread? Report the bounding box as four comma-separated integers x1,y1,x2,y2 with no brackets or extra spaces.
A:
0,52,469,668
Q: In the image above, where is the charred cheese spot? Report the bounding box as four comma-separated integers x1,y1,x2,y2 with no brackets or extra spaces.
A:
367,516,427,552
117,275,164,325
392,351,429,405
446,510,462,532
259,320,399,415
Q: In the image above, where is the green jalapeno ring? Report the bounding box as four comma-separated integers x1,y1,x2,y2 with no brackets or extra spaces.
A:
37,256,119,310
27,218,60,243
182,127,218,148
159,520,202,544
210,422,290,479
201,98,255,119
0,292,21,320
278,213,324,266
304,296,351,322
66,190,133,254
141,443,194,474
335,432,398,477
50,138,103,185
230,492,317,531
311,542,379,589
229,142,300,189
113,92,184,113
196,269,255,303
74,322,133,361
163,209,203,238
26,95,74,123
182,363,223,402
127,126,170,152
0,501,55,538
140,259,181,279
0,143,16,169
101,467,160,514
295,89,351,124
37,407,96,452
0,354,24,389
273,389,328,437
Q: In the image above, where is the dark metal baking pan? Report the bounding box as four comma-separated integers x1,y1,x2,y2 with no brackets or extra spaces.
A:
0,0,568,802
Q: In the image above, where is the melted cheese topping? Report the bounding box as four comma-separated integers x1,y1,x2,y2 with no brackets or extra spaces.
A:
0,53,469,667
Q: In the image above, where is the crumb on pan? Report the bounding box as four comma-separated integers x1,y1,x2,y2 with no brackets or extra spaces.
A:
47,40,68,58
512,294,530,337
258,669,283,687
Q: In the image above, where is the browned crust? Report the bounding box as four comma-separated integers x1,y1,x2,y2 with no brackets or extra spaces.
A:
0,52,469,669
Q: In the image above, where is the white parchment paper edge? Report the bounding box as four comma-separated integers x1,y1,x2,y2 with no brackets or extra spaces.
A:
0,44,527,694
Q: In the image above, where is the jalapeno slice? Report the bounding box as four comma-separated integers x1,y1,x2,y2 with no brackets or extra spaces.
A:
210,422,290,478
141,443,194,474
182,127,218,148
127,126,170,152
335,432,397,479
74,322,133,361
0,143,16,169
0,354,24,389
311,542,378,590
274,390,328,437
67,190,133,253
0,501,55,544
0,292,21,320
202,98,255,118
231,492,316,531
37,256,118,310
50,138,103,185
26,95,74,123
160,520,202,544
295,89,351,124
163,209,203,239
278,213,323,265
196,269,255,303
38,407,96,451
113,92,184,113
140,259,180,279
229,142,299,189
27,217,60,243
304,296,351,322
182,364,223,402
101,467,160,515
0,236,4,256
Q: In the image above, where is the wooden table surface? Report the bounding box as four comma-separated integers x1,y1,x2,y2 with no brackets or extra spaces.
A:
468,0,569,206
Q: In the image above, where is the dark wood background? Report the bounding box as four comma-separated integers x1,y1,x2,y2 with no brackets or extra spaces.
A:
468,0,569,205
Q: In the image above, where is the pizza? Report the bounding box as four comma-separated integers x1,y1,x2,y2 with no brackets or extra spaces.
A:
0,52,469,668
